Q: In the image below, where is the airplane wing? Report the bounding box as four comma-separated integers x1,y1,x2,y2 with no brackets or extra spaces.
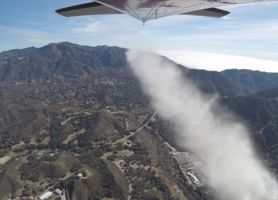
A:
95,0,231,22
56,0,270,22
56,2,121,17
185,8,230,18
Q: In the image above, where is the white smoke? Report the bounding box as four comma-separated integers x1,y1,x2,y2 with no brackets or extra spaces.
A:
126,50,278,200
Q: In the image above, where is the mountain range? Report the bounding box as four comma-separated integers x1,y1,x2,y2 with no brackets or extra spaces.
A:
0,42,277,200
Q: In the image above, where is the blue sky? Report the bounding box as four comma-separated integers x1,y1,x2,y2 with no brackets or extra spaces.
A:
1,0,278,71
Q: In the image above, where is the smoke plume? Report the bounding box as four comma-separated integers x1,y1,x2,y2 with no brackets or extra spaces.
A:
126,50,278,200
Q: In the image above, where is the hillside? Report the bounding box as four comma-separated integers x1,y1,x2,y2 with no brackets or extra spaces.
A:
221,69,278,95
0,43,278,200
255,87,278,98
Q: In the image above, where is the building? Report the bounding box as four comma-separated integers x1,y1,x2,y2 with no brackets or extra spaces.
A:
54,188,63,196
78,172,84,179
39,191,53,200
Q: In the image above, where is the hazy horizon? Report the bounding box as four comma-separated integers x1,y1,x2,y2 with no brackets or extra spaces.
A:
1,1,278,72
2,41,278,73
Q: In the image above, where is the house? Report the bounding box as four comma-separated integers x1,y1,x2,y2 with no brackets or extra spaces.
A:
77,172,83,179
39,191,53,200
54,188,63,196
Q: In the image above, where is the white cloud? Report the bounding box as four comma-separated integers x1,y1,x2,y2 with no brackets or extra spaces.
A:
17,29,57,44
127,50,278,200
157,50,278,72
0,26,57,45
163,20,278,43
72,20,106,34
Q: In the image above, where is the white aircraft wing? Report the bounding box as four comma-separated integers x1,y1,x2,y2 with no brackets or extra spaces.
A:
95,0,231,21
56,2,121,17
184,8,230,18
57,0,231,21
56,0,274,22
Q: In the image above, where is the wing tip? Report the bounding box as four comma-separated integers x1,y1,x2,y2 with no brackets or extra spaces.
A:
55,8,65,16
185,8,230,18
55,2,100,17
55,9,70,17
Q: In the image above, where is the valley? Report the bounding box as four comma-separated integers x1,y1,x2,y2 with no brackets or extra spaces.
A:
0,43,278,200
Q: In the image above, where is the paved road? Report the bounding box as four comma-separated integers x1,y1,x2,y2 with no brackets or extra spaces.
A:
112,111,157,145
